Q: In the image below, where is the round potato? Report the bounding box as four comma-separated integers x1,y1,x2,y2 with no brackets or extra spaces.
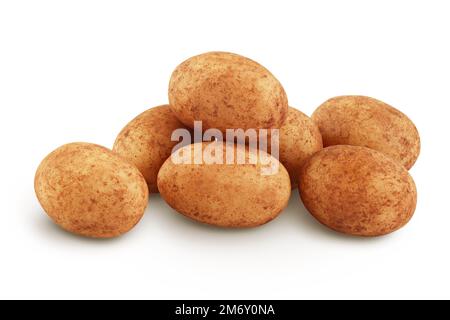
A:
269,107,323,188
35,143,149,238
113,105,188,193
157,142,291,227
299,145,417,237
169,51,288,132
312,96,420,169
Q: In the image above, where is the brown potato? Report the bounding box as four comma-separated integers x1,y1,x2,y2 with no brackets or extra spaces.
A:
157,142,291,227
312,96,420,169
35,143,149,238
299,145,417,237
269,107,323,188
113,105,188,193
169,51,288,132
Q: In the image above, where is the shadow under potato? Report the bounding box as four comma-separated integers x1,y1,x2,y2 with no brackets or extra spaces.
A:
150,194,264,235
32,211,129,244
32,192,395,243
153,192,391,243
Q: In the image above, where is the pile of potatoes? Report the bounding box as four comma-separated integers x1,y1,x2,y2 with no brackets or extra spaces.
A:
35,52,420,238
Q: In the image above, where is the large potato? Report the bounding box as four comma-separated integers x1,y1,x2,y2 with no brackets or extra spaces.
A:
299,145,417,237
35,143,149,238
113,105,188,193
157,142,291,227
270,107,323,188
169,52,288,132
312,96,420,169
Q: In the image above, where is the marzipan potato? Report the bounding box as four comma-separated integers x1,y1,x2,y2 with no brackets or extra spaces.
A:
113,105,188,193
169,51,288,132
299,145,417,236
312,95,420,169
35,143,149,238
157,142,291,227
272,107,323,188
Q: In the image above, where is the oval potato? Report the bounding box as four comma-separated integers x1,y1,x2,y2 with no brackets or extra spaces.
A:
169,51,288,132
270,107,323,188
312,96,420,169
113,105,188,193
35,143,149,238
157,142,291,227
299,145,417,236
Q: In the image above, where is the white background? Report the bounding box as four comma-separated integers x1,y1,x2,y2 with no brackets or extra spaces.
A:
0,0,449,300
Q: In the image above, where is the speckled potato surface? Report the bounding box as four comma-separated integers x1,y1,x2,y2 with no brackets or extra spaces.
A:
35,143,149,238
157,142,291,227
169,51,288,132
299,145,417,236
272,107,323,188
312,96,420,169
113,105,188,193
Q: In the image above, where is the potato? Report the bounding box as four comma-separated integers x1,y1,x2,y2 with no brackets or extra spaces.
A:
299,145,417,237
169,51,288,132
270,107,323,188
113,105,188,193
157,142,291,227
312,96,420,169
34,143,149,238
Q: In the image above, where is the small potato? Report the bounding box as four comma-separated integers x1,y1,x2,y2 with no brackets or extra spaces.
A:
299,145,417,237
113,105,188,193
169,52,288,132
270,107,323,188
312,96,420,169
157,142,291,227
35,143,149,238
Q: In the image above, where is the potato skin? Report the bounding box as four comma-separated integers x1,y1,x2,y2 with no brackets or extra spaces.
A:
113,105,187,193
273,107,323,188
299,145,417,237
168,52,288,132
157,142,291,228
35,143,149,238
311,96,420,169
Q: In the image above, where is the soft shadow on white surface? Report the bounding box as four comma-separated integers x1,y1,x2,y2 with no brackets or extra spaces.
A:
140,191,396,244
32,212,129,244
147,195,270,235
31,191,396,244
